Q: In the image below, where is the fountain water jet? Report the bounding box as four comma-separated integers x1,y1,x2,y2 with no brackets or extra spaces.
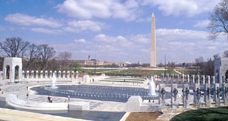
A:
148,77,157,96
51,73,57,88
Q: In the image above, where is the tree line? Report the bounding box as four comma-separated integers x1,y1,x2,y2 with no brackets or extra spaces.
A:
0,37,77,71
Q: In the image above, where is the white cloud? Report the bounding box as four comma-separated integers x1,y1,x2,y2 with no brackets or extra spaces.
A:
74,39,86,43
94,34,128,43
129,34,150,43
30,28,63,34
5,13,62,28
64,20,105,33
142,0,220,17
156,29,208,41
57,0,140,21
194,20,210,28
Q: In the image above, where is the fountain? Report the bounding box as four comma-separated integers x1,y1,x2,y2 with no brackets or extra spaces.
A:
51,73,57,88
148,77,157,96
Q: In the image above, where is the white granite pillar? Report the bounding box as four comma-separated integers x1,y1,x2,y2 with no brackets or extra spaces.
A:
76,71,79,81
166,74,169,84
182,84,190,107
222,78,227,105
35,70,39,79
181,74,185,84
201,75,205,86
161,73,164,84
170,74,174,84
175,74,179,84
45,70,48,78
186,74,189,84
31,70,34,79
159,84,166,106
50,71,53,78
67,71,70,79
206,75,210,85
191,75,195,84
40,70,43,79
63,71,66,78
71,71,74,80
204,84,211,107
171,84,178,108
193,84,200,106
213,83,220,107
196,75,200,84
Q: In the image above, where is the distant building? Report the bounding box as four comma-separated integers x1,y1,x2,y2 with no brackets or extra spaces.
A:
67,59,117,66
119,62,131,67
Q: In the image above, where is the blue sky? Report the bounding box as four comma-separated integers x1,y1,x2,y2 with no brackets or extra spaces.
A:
1,0,227,63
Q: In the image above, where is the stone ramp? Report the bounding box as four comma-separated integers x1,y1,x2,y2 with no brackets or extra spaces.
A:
0,108,87,121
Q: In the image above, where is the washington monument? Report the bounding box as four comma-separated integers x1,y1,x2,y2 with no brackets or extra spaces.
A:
150,13,156,67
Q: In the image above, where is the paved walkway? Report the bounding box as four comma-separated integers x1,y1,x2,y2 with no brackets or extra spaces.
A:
0,108,86,121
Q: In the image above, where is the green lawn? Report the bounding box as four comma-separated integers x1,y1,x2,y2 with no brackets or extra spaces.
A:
171,107,228,121
80,69,177,76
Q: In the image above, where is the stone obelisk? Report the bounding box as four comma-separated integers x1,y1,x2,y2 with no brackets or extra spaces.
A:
150,13,156,67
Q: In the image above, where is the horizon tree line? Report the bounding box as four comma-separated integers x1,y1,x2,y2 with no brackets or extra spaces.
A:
0,37,75,71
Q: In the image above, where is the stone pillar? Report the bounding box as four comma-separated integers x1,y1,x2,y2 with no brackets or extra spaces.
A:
213,83,220,107
50,71,53,78
196,75,200,84
219,75,223,86
193,84,200,106
175,74,179,84
182,84,190,107
206,75,210,85
35,70,39,79
204,84,211,107
211,76,215,88
181,74,185,84
71,71,74,81
161,73,164,84
76,71,79,81
31,70,34,79
63,71,66,78
159,84,166,106
45,70,48,78
186,75,189,84
165,74,169,84
171,84,178,108
67,71,70,79
170,74,174,84
40,70,43,79
26,70,30,79
222,79,227,105
224,84,228,105
191,75,195,84
53,71,56,78
201,75,205,86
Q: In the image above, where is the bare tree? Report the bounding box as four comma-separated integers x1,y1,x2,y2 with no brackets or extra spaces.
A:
24,44,41,69
202,58,214,76
208,0,228,41
38,44,56,70
58,51,72,70
195,57,204,74
223,50,228,57
0,37,30,57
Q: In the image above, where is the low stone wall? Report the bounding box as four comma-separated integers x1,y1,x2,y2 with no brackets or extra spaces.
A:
126,96,161,112
0,94,90,111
